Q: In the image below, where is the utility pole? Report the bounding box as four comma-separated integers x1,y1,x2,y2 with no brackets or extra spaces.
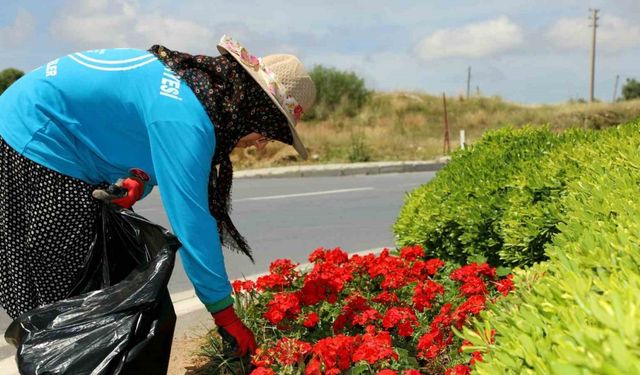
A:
588,8,599,103
612,74,620,102
466,66,471,99
442,93,451,154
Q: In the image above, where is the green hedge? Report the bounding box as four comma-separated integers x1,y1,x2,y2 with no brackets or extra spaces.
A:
495,128,599,266
394,126,564,266
462,121,640,373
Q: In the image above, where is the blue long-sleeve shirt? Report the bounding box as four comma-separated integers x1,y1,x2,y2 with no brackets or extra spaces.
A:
0,48,233,312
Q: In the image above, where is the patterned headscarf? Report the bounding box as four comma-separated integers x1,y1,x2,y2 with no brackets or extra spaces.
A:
149,45,293,262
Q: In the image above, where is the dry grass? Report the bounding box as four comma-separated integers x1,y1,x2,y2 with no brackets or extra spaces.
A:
232,93,640,170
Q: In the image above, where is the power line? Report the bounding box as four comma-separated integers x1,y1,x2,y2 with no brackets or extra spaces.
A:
466,66,471,99
588,8,599,103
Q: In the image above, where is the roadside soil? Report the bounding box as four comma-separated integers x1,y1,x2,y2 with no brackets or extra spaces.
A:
167,311,214,375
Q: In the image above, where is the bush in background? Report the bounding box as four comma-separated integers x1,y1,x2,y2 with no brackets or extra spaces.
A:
622,78,640,101
0,68,24,95
307,65,371,120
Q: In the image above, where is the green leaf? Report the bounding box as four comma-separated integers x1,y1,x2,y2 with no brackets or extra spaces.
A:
345,364,369,375
496,266,512,277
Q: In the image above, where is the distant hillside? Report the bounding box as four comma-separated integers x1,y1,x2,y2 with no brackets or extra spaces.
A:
231,93,640,169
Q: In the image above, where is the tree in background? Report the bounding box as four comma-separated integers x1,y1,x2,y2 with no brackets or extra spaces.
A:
0,68,24,95
307,65,371,120
622,78,640,101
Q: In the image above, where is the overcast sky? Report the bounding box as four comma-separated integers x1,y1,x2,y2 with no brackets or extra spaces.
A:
1,0,639,104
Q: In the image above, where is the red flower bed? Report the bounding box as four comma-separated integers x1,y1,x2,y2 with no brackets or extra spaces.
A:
230,246,513,374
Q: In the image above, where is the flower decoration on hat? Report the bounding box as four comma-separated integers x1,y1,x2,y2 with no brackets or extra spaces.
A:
219,35,305,124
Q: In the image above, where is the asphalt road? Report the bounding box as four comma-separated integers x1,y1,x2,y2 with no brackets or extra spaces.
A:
0,171,435,360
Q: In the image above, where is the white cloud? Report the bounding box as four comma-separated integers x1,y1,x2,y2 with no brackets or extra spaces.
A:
50,0,216,51
414,16,523,61
0,9,36,48
546,14,640,52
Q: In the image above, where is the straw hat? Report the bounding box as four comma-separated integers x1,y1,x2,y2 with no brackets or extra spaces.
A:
216,35,316,160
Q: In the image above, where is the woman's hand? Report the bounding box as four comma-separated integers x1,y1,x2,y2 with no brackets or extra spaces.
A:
211,305,257,356
92,168,148,209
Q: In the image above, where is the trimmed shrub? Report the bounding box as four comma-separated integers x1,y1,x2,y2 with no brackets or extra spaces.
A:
462,121,640,373
395,122,640,268
394,126,561,266
495,128,599,265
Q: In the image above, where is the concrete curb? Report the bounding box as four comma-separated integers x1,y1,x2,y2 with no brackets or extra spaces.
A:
234,158,449,179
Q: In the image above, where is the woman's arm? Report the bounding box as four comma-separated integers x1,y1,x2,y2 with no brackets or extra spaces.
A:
147,119,233,312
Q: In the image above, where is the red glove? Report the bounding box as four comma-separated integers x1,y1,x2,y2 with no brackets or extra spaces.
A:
211,306,257,357
111,177,145,209
92,168,149,209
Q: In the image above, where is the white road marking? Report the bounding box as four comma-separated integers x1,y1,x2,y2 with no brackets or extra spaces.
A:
234,187,374,202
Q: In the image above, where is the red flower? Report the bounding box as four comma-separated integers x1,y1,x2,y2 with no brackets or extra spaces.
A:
470,350,484,365
352,308,382,326
269,258,299,278
352,329,398,364
349,253,377,275
445,364,472,375
308,335,358,373
453,295,486,329
382,307,418,337
300,260,353,306
264,292,301,325
451,263,495,283
303,312,320,328
432,303,454,329
368,253,411,290
232,279,243,293
417,328,445,359
425,258,445,275
399,245,424,262
308,247,326,263
458,276,488,296
413,280,444,312
251,347,276,368
233,279,256,293
250,367,276,375
256,273,290,291
334,294,372,332
242,280,255,292
249,251,511,374
305,357,322,375
372,291,400,305
417,304,454,360
308,247,349,264
495,274,515,296
274,337,312,365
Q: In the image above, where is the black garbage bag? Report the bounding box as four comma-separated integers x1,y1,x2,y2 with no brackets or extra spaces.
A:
4,205,181,375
